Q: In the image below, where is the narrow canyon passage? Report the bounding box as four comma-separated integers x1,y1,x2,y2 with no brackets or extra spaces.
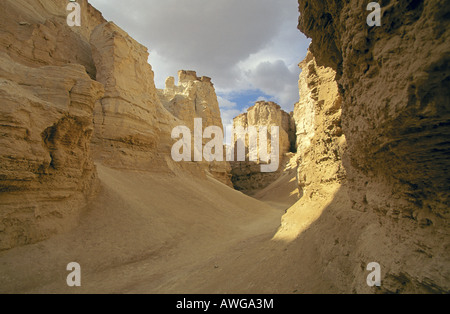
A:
1,0,448,295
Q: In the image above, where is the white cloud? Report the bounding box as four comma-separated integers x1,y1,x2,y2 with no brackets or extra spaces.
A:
89,0,309,116
244,60,299,109
216,95,244,127
221,108,245,127
217,95,237,109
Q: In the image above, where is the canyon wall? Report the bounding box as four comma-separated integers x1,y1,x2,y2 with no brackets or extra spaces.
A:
158,70,223,130
0,0,104,77
2,0,447,293
0,0,231,250
0,0,106,250
279,0,449,292
231,101,295,193
90,21,176,170
298,0,450,219
293,50,345,200
158,70,232,186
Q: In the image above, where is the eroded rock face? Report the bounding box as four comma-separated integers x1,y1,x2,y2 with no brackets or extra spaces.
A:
0,0,235,250
90,22,176,170
293,50,345,199
158,70,232,186
231,101,295,192
158,70,223,130
299,0,450,217
294,0,450,292
0,0,107,250
0,52,104,250
0,0,105,78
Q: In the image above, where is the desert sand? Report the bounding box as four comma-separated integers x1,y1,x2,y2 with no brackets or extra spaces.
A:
0,162,302,294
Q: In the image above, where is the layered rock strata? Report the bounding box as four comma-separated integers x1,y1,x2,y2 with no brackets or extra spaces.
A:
0,0,106,250
158,70,232,186
90,22,176,170
0,52,104,250
280,0,450,293
293,50,346,199
231,101,296,192
159,70,223,130
0,0,232,249
0,0,105,77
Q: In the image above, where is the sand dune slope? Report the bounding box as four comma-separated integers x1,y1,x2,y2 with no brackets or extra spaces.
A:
0,164,285,293
250,161,300,211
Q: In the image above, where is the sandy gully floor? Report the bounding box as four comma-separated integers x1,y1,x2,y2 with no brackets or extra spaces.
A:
0,163,303,293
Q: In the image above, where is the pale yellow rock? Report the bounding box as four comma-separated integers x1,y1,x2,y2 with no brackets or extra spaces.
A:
234,101,292,158
158,70,223,131
0,0,109,251
90,22,176,170
292,50,345,197
0,52,104,251
277,0,450,293
0,0,447,295
231,101,295,193
0,0,105,79
158,70,232,186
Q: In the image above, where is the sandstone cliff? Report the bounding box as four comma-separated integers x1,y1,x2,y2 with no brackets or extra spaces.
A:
0,0,105,77
158,70,232,186
1,0,447,294
231,101,295,193
159,70,223,130
0,0,232,249
276,0,450,293
90,22,176,170
0,0,106,250
299,0,450,218
293,50,345,200
0,53,104,250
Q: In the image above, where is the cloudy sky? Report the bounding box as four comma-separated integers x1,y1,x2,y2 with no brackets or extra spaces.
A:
89,0,310,125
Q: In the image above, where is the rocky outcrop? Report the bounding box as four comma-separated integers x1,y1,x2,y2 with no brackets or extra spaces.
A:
0,0,235,250
231,101,295,192
0,0,105,78
293,50,345,199
0,0,107,250
299,0,450,217
281,0,450,293
0,52,104,250
90,22,176,170
159,70,223,130
158,70,232,186
90,24,232,183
